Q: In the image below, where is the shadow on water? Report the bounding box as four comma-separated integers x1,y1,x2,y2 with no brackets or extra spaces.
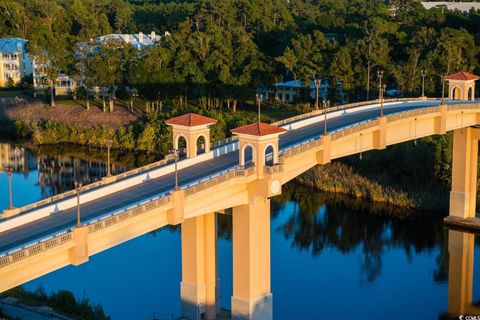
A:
272,183,449,284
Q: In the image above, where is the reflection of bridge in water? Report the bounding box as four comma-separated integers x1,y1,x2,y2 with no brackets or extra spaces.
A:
1,73,480,320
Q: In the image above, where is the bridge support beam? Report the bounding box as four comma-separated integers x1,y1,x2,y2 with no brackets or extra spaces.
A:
181,213,218,320
434,104,447,135
449,128,479,218
373,116,387,150
232,196,272,320
448,230,474,317
68,226,89,266
316,134,331,164
167,189,185,225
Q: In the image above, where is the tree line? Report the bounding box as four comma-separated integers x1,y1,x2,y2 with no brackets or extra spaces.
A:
0,0,479,109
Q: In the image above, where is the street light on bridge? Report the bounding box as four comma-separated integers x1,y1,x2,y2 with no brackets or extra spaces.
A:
105,139,113,177
378,84,386,117
74,180,83,228
420,70,427,97
169,148,180,191
322,98,330,135
256,93,263,123
314,76,321,110
6,165,14,210
377,70,384,99
441,75,446,104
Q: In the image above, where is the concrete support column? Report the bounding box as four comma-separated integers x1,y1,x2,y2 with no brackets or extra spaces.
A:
316,134,331,165
448,230,474,316
373,116,387,150
181,213,218,320
68,226,89,266
232,197,272,320
450,128,479,218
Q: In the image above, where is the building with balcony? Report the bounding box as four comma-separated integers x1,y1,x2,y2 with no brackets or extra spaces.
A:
257,79,345,104
0,38,33,88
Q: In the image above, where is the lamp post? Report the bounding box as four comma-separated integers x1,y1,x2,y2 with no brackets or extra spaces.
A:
74,180,83,227
420,70,427,97
256,93,263,123
323,98,330,135
105,139,113,177
314,77,321,110
441,75,446,104
378,84,386,117
170,148,179,190
377,70,384,100
6,165,13,210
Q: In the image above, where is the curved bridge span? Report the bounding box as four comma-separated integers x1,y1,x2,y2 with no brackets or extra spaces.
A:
1,98,479,319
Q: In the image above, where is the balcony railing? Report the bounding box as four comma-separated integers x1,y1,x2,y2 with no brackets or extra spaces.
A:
263,164,284,174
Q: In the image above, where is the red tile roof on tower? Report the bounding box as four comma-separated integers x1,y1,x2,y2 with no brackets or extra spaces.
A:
231,122,286,136
165,113,217,127
445,71,480,81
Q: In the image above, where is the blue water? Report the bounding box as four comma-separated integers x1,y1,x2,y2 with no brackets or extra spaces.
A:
0,143,478,319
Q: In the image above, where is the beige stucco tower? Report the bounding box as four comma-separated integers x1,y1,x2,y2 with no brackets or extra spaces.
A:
230,122,285,320
165,113,218,158
231,122,286,170
445,71,479,101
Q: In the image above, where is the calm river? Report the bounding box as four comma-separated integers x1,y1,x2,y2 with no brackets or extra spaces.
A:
0,141,478,320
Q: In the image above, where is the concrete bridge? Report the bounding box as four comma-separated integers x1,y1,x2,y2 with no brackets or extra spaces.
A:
1,72,480,320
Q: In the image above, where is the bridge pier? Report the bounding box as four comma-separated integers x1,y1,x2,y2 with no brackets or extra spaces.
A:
68,226,89,266
181,213,218,320
449,128,479,218
232,196,272,320
448,230,476,316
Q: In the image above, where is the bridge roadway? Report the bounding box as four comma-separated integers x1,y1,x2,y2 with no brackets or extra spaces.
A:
0,100,462,254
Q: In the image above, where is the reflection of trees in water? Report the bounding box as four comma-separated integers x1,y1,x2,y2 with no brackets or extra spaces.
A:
273,184,449,283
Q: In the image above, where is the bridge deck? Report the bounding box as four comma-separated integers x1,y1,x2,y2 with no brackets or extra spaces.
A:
0,100,469,254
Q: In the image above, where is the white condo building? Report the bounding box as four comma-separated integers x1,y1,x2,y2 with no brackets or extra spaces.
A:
0,38,33,87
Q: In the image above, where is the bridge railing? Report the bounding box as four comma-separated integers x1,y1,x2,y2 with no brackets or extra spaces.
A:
0,229,72,268
279,101,480,158
447,103,480,111
185,165,256,197
271,97,439,127
1,154,177,220
0,191,174,268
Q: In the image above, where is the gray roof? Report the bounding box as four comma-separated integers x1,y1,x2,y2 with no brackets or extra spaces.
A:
421,2,480,12
0,38,27,53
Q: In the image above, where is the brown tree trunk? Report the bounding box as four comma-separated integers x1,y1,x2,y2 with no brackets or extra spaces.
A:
233,99,237,113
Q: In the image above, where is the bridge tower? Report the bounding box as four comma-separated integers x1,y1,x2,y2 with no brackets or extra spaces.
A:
445,72,479,101
229,122,285,320
450,127,480,218
231,122,286,170
165,113,217,158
